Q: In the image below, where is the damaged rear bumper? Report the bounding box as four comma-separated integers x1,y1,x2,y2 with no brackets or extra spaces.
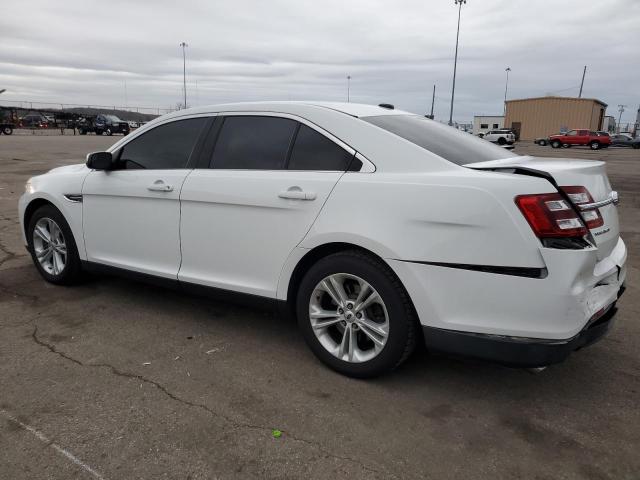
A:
422,287,624,368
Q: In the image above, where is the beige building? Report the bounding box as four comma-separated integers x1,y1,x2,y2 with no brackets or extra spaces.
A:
504,96,607,141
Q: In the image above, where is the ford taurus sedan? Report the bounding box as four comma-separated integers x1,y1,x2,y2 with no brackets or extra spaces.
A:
19,102,627,377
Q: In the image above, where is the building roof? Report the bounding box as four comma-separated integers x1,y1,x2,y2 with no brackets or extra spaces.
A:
505,96,607,107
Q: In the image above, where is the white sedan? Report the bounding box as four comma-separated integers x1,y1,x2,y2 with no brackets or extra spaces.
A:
19,102,627,377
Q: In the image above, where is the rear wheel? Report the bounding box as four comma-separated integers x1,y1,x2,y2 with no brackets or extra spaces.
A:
590,141,601,150
296,250,417,378
106,128,113,136
551,140,561,148
633,144,640,149
2,126,12,135
27,205,83,285
497,137,506,145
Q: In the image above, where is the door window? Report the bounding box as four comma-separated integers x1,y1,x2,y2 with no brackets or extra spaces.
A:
118,118,207,169
288,125,354,171
566,130,578,136
210,116,297,170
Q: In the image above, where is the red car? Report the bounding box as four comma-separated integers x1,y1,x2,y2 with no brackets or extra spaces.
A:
549,129,611,150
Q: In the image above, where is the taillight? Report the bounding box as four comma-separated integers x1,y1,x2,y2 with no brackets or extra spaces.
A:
560,186,604,229
515,193,588,238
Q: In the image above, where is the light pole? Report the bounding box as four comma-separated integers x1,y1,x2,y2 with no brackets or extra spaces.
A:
179,42,188,109
448,0,466,126
503,67,511,117
347,76,351,102
617,104,626,133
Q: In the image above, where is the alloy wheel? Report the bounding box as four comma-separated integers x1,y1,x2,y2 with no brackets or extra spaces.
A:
32,217,67,275
309,273,389,363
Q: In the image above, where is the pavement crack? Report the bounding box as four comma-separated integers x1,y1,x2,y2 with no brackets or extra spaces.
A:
30,325,391,477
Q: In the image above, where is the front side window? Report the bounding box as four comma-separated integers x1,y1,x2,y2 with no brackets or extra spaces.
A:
210,116,297,169
364,115,515,166
118,117,207,169
566,130,577,136
288,125,354,171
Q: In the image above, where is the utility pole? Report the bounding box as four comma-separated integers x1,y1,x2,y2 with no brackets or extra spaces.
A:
347,76,351,102
503,67,511,117
578,65,587,98
179,42,188,109
617,104,626,133
449,0,466,126
124,80,128,110
429,84,435,119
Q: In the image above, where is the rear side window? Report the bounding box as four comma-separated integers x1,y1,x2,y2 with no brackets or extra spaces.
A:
288,125,354,171
210,116,297,169
118,118,207,169
363,115,515,166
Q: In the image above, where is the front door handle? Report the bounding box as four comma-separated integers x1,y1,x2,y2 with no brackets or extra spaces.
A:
279,187,316,201
147,180,173,192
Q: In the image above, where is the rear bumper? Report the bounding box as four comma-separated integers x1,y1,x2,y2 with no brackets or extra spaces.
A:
423,293,622,368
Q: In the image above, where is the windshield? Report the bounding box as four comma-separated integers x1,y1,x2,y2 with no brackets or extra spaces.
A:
363,115,517,165
105,115,122,122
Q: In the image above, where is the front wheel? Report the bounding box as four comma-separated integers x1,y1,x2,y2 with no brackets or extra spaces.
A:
296,250,417,378
106,128,113,136
497,137,506,145
590,141,601,150
551,140,561,148
27,205,83,285
632,144,640,149
2,126,13,135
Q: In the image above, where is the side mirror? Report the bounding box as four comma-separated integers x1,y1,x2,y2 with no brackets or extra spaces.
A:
86,151,114,170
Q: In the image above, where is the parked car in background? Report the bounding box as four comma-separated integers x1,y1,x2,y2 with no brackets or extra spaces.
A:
610,133,640,149
534,137,549,146
20,114,49,128
18,102,626,377
78,114,130,136
549,129,611,150
0,121,14,135
482,129,516,145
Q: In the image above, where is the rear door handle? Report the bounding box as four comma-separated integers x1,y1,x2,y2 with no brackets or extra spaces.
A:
279,187,316,201
147,180,173,192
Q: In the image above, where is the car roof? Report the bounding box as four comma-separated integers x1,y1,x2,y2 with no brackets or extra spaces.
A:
160,101,411,120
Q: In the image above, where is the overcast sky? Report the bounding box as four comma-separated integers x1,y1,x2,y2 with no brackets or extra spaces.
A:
1,0,639,122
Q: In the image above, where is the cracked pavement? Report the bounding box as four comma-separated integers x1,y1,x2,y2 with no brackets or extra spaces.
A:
1,135,639,479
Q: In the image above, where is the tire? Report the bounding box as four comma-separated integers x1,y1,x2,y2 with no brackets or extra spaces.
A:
79,129,86,135
2,126,13,135
296,250,417,378
497,137,506,145
27,205,83,285
539,140,547,146
106,128,113,136
551,140,561,148
589,141,601,150
633,144,640,149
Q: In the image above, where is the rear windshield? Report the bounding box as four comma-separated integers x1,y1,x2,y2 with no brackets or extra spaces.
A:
363,115,517,165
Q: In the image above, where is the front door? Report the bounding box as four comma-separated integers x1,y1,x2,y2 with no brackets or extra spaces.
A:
179,114,356,297
82,117,210,278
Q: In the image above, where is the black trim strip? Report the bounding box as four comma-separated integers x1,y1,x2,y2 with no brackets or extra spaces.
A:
80,261,287,313
401,260,548,279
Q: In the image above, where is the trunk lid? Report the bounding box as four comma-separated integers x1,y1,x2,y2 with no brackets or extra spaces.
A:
466,156,619,259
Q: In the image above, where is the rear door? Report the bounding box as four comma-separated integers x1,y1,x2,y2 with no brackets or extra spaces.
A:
179,113,355,297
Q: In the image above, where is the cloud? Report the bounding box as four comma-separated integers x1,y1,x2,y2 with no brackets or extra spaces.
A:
1,0,638,121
